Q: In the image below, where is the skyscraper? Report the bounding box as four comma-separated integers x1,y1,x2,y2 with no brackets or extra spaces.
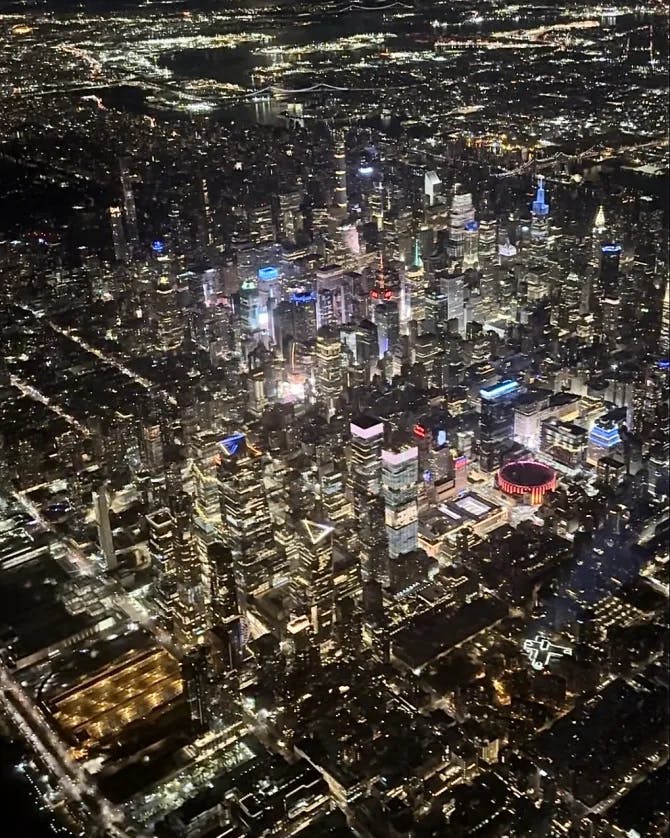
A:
315,326,343,415
108,206,129,263
381,445,419,559
315,265,350,329
530,175,550,244
374,299,400,358
599,243,623,299
208,541,243,674
446,185,475,267
463,219,480,269
154,274,184,352
349,416,384,516
291,519,335,653
437,267,466,336
171,493,208,650
479,379,523,472
319,462,352,522
94,482,116,571
218,433,280,607
119,157,139,253
401,239,425,328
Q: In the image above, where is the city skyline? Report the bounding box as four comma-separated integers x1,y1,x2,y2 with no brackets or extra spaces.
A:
0,2,668,838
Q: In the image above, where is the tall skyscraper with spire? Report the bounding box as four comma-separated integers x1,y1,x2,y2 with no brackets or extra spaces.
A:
401,238,425,329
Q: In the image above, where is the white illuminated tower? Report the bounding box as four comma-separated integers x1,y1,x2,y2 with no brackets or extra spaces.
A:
401,239,425,329
349,416,384,516
591,203,607,262
315,327,343,416
382,446,419,559
446,185,475,267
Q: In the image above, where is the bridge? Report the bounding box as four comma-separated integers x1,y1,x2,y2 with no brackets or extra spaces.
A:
493,137,668,179
244,81,407,99
333,1,415,12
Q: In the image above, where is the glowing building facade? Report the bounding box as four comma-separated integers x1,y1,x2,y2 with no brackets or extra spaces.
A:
382,446,419,559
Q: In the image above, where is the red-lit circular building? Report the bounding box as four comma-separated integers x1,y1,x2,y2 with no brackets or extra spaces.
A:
497,460,557,504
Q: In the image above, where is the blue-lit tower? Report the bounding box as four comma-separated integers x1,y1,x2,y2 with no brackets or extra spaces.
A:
530,175,550,243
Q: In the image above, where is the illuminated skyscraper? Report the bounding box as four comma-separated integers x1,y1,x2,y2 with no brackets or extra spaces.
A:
446,185,475,267
374,299,399,358
315,326,343,415
401,239,425,328
140,416,164,475
479,379,523,472
437,267,466,336
315,265,350,329
424,170,442,207
349,416,384,517
591,203,608,262
277,191,304,243
556,270,583,331
239,278,260,334
381,446,419,559
463,219,480,269
154,274,184,351
172,493,208,650
192,431,222,527
291,519,335,652
218,433,279,607
477,216,498,318
530,175,550,243
249,203,275,245
147,507,175,582
318,462,351,523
